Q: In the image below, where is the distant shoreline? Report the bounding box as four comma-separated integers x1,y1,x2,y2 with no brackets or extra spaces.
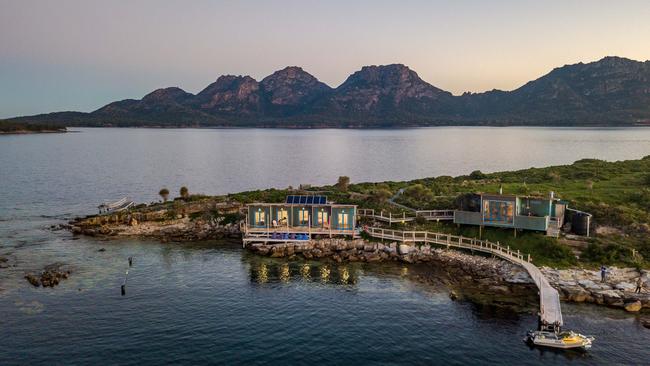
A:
0,129,67,135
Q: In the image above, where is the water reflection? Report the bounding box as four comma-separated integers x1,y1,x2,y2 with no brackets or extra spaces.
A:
248,258,359,285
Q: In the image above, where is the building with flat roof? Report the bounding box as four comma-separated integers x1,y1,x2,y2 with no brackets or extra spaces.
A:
453,193,567,237
242,195,357,244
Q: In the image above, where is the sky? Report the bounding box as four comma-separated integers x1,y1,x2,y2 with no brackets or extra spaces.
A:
1,0,650,118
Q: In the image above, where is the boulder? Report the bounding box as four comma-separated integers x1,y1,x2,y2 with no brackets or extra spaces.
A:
615,282,636,291
25,274,40,287
398,244,411,255
624,300,642,312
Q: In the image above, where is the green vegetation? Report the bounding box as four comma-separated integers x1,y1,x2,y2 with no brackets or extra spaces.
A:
225,156,650,268
336,176,350,192
180,186,189,200
0,120,66,133
159,188,170,202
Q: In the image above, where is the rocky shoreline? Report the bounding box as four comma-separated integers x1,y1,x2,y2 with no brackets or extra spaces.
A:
66,200,242,242
247,238,650,312
65,203,649,313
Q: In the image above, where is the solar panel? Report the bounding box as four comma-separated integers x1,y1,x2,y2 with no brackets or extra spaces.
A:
285,195,328,205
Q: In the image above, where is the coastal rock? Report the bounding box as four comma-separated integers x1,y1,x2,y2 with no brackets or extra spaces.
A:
624,300,642,312
398,244,411,255
24,264,71,288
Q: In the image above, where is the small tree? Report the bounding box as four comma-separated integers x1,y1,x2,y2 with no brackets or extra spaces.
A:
469,170,487,180
159,188,170,202
337,176,350,192
180,186,189,200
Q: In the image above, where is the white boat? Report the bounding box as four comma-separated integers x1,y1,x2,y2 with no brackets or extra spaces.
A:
525,330,594,350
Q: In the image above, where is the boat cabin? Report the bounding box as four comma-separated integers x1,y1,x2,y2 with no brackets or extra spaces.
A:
453,193,567,236
243,195,357,243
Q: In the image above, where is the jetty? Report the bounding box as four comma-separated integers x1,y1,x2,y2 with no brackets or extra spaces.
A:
363,226,563,330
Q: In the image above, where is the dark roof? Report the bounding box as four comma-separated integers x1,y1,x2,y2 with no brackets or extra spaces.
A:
285,195,327,204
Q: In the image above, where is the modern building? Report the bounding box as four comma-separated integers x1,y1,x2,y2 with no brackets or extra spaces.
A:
453,193,567,236
242,195,357,243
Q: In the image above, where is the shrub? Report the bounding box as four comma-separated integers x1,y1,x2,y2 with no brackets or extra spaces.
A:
404,184,433,202
371,188,392,203
159,188,170,202
469,170,487,180
180,186,189,199
337,176,350,192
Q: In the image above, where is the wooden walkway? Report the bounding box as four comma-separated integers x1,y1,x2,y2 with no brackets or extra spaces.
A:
358,209,454,224
364,227,563,329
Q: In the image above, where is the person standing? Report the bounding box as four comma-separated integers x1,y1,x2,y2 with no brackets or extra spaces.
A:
635,276,644,294
600,265,607,282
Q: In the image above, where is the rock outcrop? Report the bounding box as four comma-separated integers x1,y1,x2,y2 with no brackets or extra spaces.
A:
68,200,243,242
541,267,649,310
24,264,71,288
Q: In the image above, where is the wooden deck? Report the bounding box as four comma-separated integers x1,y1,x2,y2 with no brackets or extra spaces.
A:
364,227,563,328
357,209,454,224
242,226,357,244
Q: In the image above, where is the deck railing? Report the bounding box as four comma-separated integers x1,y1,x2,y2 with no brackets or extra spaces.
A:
357,209,454,223
363,226,563,327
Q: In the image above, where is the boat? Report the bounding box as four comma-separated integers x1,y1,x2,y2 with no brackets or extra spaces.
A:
525,330,594,350
97,197,134,214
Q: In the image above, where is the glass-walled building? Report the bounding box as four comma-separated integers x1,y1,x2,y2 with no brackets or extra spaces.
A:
243,195,357,243
454,193,567,235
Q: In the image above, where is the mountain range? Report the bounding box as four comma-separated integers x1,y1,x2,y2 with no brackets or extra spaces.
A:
6,56,650,128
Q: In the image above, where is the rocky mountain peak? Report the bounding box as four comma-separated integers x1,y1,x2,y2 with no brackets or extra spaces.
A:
142,87,192,103
261,66,331,106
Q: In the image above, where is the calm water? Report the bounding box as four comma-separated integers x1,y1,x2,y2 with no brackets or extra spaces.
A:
1,127,650,365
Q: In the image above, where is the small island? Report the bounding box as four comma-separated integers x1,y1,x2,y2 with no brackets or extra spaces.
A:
0,120,67,134
66,157,650,318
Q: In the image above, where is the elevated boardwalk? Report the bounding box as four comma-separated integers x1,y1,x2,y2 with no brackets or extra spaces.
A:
364,227,563,329
358,209,454,224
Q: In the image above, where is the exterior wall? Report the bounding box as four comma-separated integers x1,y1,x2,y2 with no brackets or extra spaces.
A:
331,206,355,230
311,206,332,228
517,197,551,217
291,206,311,227
454,195,556,232
454,211,482,226
249,205,271,228
514,215,549,231
247,204,356,231
481,195,516,228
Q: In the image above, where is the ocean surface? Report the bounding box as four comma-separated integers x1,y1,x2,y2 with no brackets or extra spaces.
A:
1,127,650,365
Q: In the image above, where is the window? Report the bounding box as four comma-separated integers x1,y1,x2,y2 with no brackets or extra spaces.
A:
317,210,329,227
482,200,514,225
254,210,266,226
299,209,309,225
277,208,287,224
338,212,349,229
